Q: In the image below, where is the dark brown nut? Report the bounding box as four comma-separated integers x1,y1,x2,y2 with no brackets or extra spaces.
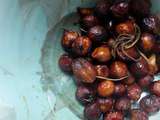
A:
97,80,115,97
76,85,95,105
115,97,131,112
107,38,115,48
150,81,160,97
58,54,73,73
117,47,140,61
72,36,92,56
110,61,128,79
72,58,96,83
88,25,107,43
153,42,160,54
142,15,160,34
140,33,155,52
116,21,135,34
138,75,154,88
123,73,135,85
130,109,148,120
129,0,151,17
95,0,111,16
140,95,160,114
130,57,149,78
97,97,114,113
82,15,99,29
92,46,111,62
104,111,124,120
77,7,94,17
61,30,79,51
84,102,101,120
114,83,126,97
127,83,142,101
95,65,109,78
111,1,129,17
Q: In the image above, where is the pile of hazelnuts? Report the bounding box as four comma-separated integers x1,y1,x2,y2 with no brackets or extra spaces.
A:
58,0,160,120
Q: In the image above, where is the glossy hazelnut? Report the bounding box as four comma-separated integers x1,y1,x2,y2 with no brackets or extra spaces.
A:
142,15,160,34
150,81,160,97
76,85,95,105
92,46,111,62
88,25,107,43
95,65,109,78
130,57,149,78
138,75,154,88
84,102,101,120
97,80,115,97
127,83,142,101
58,54,73,73
115,97,131,112
110,61,128,79
77,7,94,17
97,97,114,113
72,58,96,83
72,36,92,56
114,83,126,97
104,111,124,120
61,30,79,51
140,95,160,114
111,1,129,17
116,21,135,34
95,0,111,16
140,33,155,52
82,15,99,29
130,109,148,120
129,0,151,17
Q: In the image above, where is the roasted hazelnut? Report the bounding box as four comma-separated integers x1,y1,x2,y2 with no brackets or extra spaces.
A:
104,111,124,120
127,83,142,101
117,47,140,61
84,102,101,120
111,1,129,17
72,36,92,56
58,54,73,73
61,30,79,51
142,15,160,34
95,65,109,78
82,15,99,29
97,80,115,97
114,83,126,97
110,61,128,79
130,109,148,120
95,0,111,16
92,46,111,62
140,95,160,114
115,97,131,112
76,85,95,105
77,7,94,17
116,21,135,34
72,58,96,83
140,33,155,52
97,97,114,113
123,73,135,85
130,57,149,78
88,25,107,43
129,0,151,17
150,81,160,97
138,75,154,88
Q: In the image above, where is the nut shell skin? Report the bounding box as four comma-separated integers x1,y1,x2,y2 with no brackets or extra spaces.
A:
72,58,96,83
110,61,128,79
95,65,109,78
150,81,160,97
92,46,111,62
130,109,148,120
114,83,126,97
138,75,154,88
72,36,92,56
97,80,115,97
104,111,124,120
